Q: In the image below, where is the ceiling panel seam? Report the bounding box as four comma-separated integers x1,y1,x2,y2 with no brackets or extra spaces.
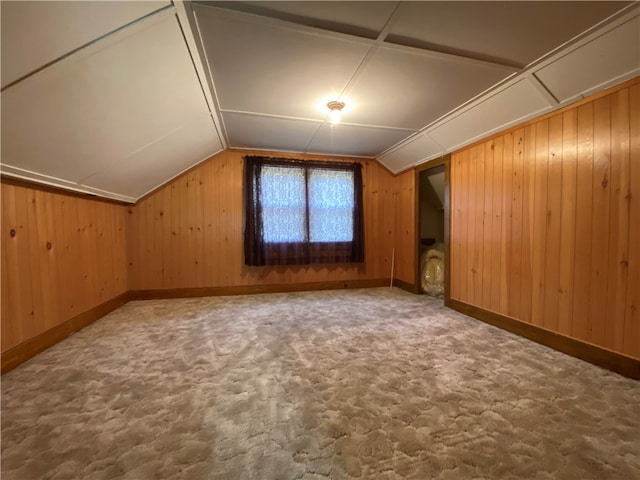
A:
375,69,522,159
173,7,226,148
0,166,137,204
191,3,372,46
378,132,445,167
301,44,380,153
0,3,174,93
133,147,225,203
302,124,331,155
377,2,525,71
300,1,415,155
220,109,323,124
376,130,424,159
74,115,211,186
541,7,639,70
333,3,632,165
191,3,521,72
522,2,640,72
375,1,403,42
192,8,232,148
527,74,560,105
416,5,640,139
382,39,525,71
382,73,548,159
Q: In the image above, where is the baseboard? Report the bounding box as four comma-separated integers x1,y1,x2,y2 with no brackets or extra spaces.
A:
7,287,636,380
448,299,640,380
130,278,390,300
1,291,131,374
2,281,387,373
393,279,420,294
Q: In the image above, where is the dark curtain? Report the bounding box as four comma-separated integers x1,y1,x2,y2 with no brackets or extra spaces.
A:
244,156,364,266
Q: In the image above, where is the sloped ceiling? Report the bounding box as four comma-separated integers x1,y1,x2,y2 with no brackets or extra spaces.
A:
1,1,638,202
1,1,225,203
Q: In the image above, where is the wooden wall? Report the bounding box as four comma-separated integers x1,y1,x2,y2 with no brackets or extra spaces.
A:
393,168,416,286
127,149,415,291
1,183,128,353
450,78,639,359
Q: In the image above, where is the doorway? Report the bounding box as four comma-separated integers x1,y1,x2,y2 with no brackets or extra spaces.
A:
417,157,448,298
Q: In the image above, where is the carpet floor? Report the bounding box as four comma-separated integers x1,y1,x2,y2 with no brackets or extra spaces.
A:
2,288,639,480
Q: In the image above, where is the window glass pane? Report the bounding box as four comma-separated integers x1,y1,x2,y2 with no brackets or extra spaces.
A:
308,169,354,242
260,166,306,242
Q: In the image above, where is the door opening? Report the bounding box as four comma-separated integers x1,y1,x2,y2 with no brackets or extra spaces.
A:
418,163,446,297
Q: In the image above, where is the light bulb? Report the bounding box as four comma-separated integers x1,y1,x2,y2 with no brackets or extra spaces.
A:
327,100,345,125
329,108,342,125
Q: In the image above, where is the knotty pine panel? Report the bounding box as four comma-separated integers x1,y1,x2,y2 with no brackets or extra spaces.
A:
127,150,414,291
489,136,503,313
481,142,493,309
588,96,612,346
572,102,595,342
500,133,514,315
1,183,128,352
624,83,640,358
508,130,525,319
450,78,640,359
450,150,464,300
557,110,578,336
393,168,416,285
519,123,536,324
466,147,478,305
606,87,631,353
544,114,563,333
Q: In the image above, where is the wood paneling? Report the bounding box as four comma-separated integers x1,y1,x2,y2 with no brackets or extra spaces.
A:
394,167,416,285
625,83,640,358
450,78,640,360
557,110,577,336
490,137,503,312
1,183,128,353
128,150,415,291
449,299,640,380
501,132,514,315
509,130,525,319
573,102,594,342
2,292,130,374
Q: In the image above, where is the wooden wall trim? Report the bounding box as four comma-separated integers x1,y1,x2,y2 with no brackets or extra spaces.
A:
413,154,450,301
1,175,132,206
457,75,640,154
130,279,390,300
394,278,420,294
449,299,640,380
5,286,637,380
1,291,131,374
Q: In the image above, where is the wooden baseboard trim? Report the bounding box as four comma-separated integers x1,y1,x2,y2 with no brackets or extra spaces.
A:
9,287,636,379
130,278,390,300
448,299,640,380
3,281,389,373
393,279,420,294
1,291,131,374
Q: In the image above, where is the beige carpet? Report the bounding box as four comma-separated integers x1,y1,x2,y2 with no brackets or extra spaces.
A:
2,288,639,480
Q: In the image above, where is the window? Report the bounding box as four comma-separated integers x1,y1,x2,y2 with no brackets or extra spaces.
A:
244,156,364,266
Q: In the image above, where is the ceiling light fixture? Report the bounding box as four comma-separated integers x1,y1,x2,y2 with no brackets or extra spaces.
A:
327,100,345,125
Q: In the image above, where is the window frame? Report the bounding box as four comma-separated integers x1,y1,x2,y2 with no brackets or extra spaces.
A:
244,156,364,266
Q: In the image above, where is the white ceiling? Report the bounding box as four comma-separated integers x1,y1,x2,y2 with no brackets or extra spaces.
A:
1,1,638,202
1,1,224,202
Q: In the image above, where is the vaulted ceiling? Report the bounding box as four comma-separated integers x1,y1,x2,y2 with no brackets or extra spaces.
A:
2,1,638,203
